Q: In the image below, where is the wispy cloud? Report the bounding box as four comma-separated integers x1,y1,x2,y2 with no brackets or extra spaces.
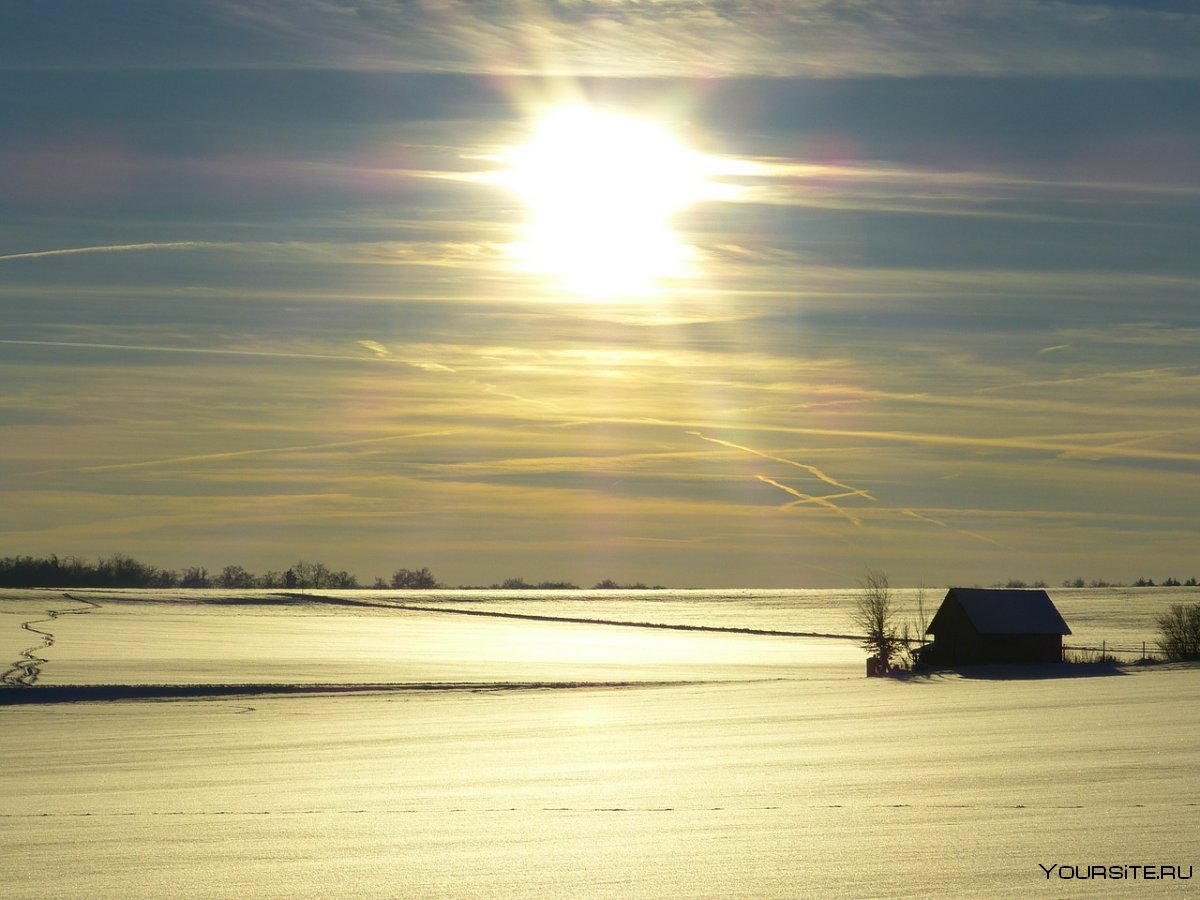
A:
715,159,1200,226
356,340,391,358
976,366,1197,397
1058,323,1200,349
573,416,1200,468
38,430,462,476
1,5,1197,588
5,0,1199,77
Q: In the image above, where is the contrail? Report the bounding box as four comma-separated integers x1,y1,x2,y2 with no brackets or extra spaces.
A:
784,490,871,508
902,508,1006,548
0,338,404,366
482,382,564,413
756,475,863,526
34,430,461,476
0,339,561,419
689,431,874,500
594,416,1200,465
902,508,948,528
0,242,211,262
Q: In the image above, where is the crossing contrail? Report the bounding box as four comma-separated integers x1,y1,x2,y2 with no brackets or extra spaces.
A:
756,476,863,526
688,431,875,500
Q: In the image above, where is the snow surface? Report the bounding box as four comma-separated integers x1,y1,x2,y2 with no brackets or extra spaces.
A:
2,588,1199,898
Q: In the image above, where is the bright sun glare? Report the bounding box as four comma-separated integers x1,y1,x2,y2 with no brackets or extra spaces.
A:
503,106,708,298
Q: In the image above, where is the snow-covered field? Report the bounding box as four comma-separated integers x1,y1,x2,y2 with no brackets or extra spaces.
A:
2,588,1199,898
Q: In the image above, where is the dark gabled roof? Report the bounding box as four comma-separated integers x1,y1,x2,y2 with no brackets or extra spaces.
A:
928,588,1071,636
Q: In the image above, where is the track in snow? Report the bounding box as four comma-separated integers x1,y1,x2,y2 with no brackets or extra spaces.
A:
1,593,101,686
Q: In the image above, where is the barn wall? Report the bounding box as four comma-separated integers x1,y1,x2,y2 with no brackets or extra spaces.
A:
925,597,984,666
980,634,1062,664
924,595,1064,665
922,633,1062,667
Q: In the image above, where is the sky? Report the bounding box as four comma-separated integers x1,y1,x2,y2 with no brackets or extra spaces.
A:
2,1,1199,588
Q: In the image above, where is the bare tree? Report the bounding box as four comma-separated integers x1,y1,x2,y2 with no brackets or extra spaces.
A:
852,569,901,671
899,582,930,670
1156,602,1200,661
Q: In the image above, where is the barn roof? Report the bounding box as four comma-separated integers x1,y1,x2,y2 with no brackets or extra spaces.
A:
928,588,1072,636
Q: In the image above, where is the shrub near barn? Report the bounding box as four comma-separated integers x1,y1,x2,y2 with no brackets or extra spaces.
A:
1156,603,1200,661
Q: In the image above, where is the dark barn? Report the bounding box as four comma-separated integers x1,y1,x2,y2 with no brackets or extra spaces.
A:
918,588,1071,667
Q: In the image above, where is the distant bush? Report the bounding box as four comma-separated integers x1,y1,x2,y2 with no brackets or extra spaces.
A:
180,566,211,588
494,577,581,589
1155,603,1200,661
391,567,439,589
287,560,359,590
219,565,257,589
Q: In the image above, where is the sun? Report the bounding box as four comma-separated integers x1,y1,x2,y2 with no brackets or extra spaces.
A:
502,106,708,298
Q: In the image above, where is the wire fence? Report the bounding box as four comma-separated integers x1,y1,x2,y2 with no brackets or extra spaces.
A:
1063,641,1157,661
875,636,1159,662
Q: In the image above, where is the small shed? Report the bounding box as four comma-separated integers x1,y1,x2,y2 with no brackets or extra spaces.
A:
918,588,1071,667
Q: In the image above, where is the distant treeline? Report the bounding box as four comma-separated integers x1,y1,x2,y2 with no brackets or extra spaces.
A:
0,555,663,591
997,578,1200,589
0,554,364,589
467,577,664,590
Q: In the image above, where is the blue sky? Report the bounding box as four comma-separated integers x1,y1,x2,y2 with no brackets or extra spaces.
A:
2,1,1198,587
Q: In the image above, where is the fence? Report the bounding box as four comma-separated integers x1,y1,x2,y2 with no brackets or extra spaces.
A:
1063,640,1156,662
